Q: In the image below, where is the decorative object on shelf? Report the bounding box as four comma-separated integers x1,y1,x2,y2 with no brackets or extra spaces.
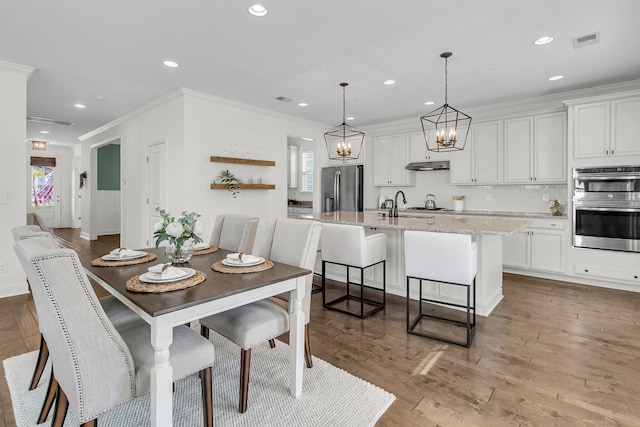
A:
153,208,203,264
31,140,47,151
420,52,472,153
215,169,241,197
548,199,565,216
79,171,88,189
324,82,364,163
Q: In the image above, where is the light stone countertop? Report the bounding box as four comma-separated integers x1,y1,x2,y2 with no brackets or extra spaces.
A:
309,211,531,236
367,208,568,219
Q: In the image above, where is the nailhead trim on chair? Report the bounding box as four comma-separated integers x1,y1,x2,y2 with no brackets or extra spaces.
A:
33,252,136,422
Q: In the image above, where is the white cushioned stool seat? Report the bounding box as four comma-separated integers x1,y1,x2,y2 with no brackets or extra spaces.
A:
320,223,387,319
404,230,477,347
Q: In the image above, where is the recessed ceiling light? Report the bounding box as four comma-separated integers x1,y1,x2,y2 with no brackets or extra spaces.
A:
248,4,268,16
424,101,434,106
40,130,50,134
298,102,308,107
163,60,179,68
74,104,86,109
548,75,564,81
534,36,554,45
346,117,355,121
383,80,395,85
301,137,314,142
93,95,105,101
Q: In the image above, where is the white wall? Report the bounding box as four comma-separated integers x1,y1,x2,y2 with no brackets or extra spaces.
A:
80,88,328,249
0,60,34,298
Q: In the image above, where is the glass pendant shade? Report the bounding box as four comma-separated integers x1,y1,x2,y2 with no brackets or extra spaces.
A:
420,52,472,152
324,82,364,162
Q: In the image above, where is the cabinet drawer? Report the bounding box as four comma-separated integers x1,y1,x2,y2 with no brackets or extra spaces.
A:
574,264,640,284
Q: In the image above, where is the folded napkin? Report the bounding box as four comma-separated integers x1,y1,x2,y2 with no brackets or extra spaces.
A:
193,242,209,251
226,253,259,264
109,248,145,258
148,263,185,280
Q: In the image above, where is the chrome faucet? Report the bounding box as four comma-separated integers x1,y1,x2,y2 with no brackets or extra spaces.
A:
393,190,407,217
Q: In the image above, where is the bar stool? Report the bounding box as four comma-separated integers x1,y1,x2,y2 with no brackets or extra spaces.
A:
321,223,386,318
404,230,477,347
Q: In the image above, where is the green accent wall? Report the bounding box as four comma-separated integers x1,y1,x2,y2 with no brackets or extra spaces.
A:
97,144,120,190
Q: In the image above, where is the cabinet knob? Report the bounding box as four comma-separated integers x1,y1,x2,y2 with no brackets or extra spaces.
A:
584,269,589,273
634,275,638,279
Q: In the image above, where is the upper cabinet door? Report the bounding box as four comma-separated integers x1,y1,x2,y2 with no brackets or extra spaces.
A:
504,117,533,183
573,102,610,158
449,127,474,184
534,112,566,183
388,133,412,185
474,121,503,184
409,131,450,162
372,135,391,186
611,97,640,157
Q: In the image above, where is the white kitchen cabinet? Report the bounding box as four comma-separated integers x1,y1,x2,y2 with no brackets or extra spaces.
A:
409,131,450,162
450,121,502,184
373,134,415,186
504,112,566,183
573,96,640,159
503,219,566,273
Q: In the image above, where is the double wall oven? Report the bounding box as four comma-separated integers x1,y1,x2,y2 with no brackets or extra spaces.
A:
573,166,640,253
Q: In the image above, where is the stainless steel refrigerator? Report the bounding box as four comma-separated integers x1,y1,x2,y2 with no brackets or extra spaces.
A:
321,165,364,212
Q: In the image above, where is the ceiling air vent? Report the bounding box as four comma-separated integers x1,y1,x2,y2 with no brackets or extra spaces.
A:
275,96,293,103
27,116,75,126
573,32,600,49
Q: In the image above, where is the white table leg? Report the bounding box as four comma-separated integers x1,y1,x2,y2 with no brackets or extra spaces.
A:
150,318,174,427
289,277,305,397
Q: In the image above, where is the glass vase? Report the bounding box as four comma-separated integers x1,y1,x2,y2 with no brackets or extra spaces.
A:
165,240,194,264
550,207,564,216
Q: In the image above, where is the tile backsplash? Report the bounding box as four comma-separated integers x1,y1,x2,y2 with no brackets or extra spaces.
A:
372,170,569,213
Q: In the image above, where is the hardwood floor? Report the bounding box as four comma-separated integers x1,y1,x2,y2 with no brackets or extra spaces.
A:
2,228,639,426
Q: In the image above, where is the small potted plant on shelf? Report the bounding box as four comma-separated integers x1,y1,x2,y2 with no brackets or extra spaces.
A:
215,169,241,197
548,199,565,216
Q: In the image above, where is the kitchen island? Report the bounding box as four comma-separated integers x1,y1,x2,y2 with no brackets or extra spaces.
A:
310,211,530,316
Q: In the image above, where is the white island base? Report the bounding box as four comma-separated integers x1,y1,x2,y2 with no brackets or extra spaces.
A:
311,211,529,317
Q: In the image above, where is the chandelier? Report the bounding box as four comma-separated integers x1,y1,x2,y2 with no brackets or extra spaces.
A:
324,82,364,162
420,52,471,152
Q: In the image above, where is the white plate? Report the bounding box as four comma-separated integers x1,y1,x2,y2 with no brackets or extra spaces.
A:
193,243,210,251
139,268,195,283
101,252,147,261
221,256,265,267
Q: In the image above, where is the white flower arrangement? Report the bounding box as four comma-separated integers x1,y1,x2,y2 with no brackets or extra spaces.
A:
153,207,203,248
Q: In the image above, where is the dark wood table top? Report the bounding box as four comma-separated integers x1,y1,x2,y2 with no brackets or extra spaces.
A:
84,247,310,317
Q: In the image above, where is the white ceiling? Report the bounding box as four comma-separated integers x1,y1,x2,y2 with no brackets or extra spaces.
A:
2,0,640,146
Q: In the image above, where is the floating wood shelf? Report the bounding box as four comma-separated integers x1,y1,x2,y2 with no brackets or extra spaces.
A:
211,183,275,190
210,156,275,167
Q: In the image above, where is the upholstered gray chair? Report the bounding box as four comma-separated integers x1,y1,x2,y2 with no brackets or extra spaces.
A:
14,239,216,427
11,227,147,424
320,223,387,318
404,230,477,347
209,214,259,253
199,218,321,413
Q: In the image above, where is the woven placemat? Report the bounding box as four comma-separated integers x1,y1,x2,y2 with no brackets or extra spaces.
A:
193,245,219,256
211,259,274,274
125,270,206,293
91,253,157,267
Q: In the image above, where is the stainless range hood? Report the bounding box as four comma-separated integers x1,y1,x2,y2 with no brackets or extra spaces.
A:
405,160,450,171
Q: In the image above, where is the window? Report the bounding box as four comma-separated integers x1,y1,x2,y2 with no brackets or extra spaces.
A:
31,165,54,207
301,150,313,192
31,156,56,208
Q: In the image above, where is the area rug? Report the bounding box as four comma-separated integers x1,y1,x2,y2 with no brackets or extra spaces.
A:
3,333,395,427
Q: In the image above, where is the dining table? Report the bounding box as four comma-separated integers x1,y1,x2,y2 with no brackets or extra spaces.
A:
83,246,311,427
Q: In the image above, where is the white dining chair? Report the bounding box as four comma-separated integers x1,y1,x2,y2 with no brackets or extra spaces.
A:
199,218,321,413
209,214,259,253
14,238,216,427
404,230,477,347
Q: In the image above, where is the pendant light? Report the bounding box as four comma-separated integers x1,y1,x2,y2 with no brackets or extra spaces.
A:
324,82,364,162
420,52,472,152
31,140,47,150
